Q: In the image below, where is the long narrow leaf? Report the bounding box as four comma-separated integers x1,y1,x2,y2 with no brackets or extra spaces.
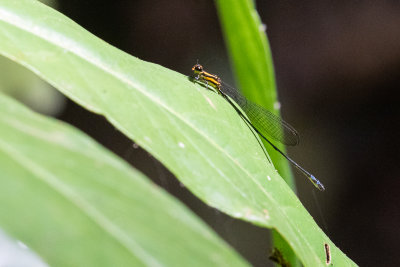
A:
215,0,299,264
0,1,355,266
0,93,250,267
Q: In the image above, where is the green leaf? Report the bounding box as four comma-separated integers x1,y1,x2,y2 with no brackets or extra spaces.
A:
0,93,250,267
0,1,356,266
215,0,295,191
215,0,298,264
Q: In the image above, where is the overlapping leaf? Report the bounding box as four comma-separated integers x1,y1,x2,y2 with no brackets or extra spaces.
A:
0,1,356,266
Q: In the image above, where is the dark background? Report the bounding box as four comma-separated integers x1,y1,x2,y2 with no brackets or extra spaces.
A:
52,1,400,266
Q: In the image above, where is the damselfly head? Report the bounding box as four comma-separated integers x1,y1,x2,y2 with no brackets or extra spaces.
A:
192,64,203,73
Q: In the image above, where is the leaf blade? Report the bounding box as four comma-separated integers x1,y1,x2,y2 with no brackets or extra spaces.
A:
0,1,356,266
0,93,250,267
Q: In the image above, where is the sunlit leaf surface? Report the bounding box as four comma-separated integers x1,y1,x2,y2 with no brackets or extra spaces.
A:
0,1,356,266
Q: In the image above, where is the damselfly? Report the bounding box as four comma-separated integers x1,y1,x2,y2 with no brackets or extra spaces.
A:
191,63,325,191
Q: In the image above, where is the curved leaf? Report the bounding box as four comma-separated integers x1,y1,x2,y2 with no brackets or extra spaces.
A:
215,0,295,190
215,0,298,264
0,1,356,266
0,94,249,267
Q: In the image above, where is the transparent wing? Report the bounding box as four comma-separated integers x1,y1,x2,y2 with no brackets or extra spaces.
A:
220,81,299,146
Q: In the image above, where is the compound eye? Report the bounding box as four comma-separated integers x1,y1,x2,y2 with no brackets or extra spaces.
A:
195,65,203,71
